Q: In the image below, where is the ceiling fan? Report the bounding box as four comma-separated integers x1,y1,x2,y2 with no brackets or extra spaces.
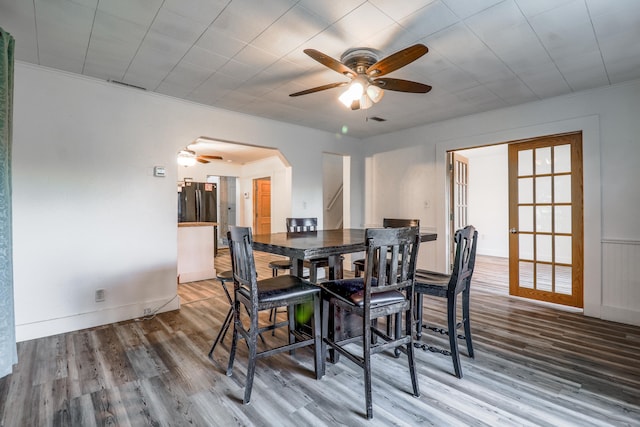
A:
177,149,222,167
289,44,431,110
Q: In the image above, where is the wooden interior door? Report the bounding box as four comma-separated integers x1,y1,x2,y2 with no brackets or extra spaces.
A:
450,152,469,268
508,132,583,307
253,177,271,235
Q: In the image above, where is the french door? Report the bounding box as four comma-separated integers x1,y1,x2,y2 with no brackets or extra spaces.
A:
450,152,469,267
508,132,584,307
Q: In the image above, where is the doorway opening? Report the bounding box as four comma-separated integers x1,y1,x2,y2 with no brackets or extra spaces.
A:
253,177,271,235
450,132,584,309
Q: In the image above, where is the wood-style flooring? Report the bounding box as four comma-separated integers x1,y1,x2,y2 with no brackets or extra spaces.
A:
1,253,639,426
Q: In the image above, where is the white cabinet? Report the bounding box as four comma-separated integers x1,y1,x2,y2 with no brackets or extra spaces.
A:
177,222,217,283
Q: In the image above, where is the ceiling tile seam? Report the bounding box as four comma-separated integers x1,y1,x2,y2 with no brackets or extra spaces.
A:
422,0,516,102
151,0,234,92
460,13,540,103
31,0,40,64
183,1,327,103
512,0,574,93
80,0,100,75
120,0,166,84
583,0,611,85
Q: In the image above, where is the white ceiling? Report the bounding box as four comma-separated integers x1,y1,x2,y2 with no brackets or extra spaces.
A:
2,0,640,141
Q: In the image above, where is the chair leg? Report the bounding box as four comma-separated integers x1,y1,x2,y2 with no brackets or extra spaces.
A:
208,307,233,357
321,298,329,375
448,295,462,379
354,263,362,278
363,315,373,420
313,294,323,379
405,309,420,397
270,308,278,336
393,312,401,358
226,297,241,376
288,304,296,356
462,288,474,358
415,293,424,339
243,312,259,404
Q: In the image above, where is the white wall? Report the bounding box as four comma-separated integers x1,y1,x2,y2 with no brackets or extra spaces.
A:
322,153,344,230
363,78,640,326
458,145,509,258
11,63,363,341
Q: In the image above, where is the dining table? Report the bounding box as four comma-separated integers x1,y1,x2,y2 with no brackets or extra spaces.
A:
252,228,437,280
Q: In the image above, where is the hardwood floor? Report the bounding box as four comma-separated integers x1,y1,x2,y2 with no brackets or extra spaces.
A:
1,253,639,426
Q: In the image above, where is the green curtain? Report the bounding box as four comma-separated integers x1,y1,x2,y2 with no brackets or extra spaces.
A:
0,27,16,379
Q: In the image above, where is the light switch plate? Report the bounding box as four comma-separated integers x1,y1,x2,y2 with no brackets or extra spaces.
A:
154,166,166,177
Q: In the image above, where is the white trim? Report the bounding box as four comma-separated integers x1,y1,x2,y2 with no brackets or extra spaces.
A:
435,115,601,318
16,296,181,342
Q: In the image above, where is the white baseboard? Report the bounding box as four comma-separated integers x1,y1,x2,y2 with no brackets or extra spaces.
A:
600,305,640,327
16,295,181,342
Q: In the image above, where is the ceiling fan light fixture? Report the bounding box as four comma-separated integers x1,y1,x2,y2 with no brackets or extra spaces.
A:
359,93,373,110
339,81,365,108
367,84,384,103
177,149,197,167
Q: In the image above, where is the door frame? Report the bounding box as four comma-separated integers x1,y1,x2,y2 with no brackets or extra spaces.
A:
435,116,601,318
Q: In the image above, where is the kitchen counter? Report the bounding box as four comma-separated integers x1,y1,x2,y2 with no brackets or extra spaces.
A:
177,222,217,283
178,222,218,227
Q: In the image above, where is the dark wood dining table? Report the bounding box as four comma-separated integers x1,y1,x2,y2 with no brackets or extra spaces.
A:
252,228,437,280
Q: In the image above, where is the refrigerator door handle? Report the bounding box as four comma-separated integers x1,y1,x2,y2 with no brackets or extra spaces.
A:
196,190,202,222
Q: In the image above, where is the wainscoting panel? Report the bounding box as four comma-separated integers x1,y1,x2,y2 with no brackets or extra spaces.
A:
602,239,640,326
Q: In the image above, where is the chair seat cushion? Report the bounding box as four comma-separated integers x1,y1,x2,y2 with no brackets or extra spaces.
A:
239,275,319,303
415,269,450,297
415,269,450,285
321,279,405,307
268,259,293,269
216,270,233,281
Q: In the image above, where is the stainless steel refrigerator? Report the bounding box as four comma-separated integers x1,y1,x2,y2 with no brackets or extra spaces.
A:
178,181,217,223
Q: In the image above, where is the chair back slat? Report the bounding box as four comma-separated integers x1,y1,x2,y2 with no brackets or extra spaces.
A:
363,227,420,302
449,225,479,295
286,217,318,232
229,226,259,304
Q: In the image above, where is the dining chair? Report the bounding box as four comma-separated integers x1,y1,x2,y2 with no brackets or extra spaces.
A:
287,217,327,282
208,236,265,357
267,217,327,333
320,226,421,419
353,219,420,338
225,226,322,404
414,225,478,378
353,218,420,277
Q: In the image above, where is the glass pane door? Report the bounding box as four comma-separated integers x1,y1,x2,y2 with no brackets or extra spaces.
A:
508,133,583,307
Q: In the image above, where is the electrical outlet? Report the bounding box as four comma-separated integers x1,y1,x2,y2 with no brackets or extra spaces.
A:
95,289,105,302
143,308,153,316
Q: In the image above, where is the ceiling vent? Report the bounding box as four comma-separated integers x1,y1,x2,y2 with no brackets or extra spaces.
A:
367,116,386,122
107,79,147,91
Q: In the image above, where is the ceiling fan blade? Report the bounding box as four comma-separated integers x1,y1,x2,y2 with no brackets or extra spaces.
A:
366,44,428,77
372,78,432,93
304,49,356,78
196,158,210,164
289,82,349,97
198,155,223,160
